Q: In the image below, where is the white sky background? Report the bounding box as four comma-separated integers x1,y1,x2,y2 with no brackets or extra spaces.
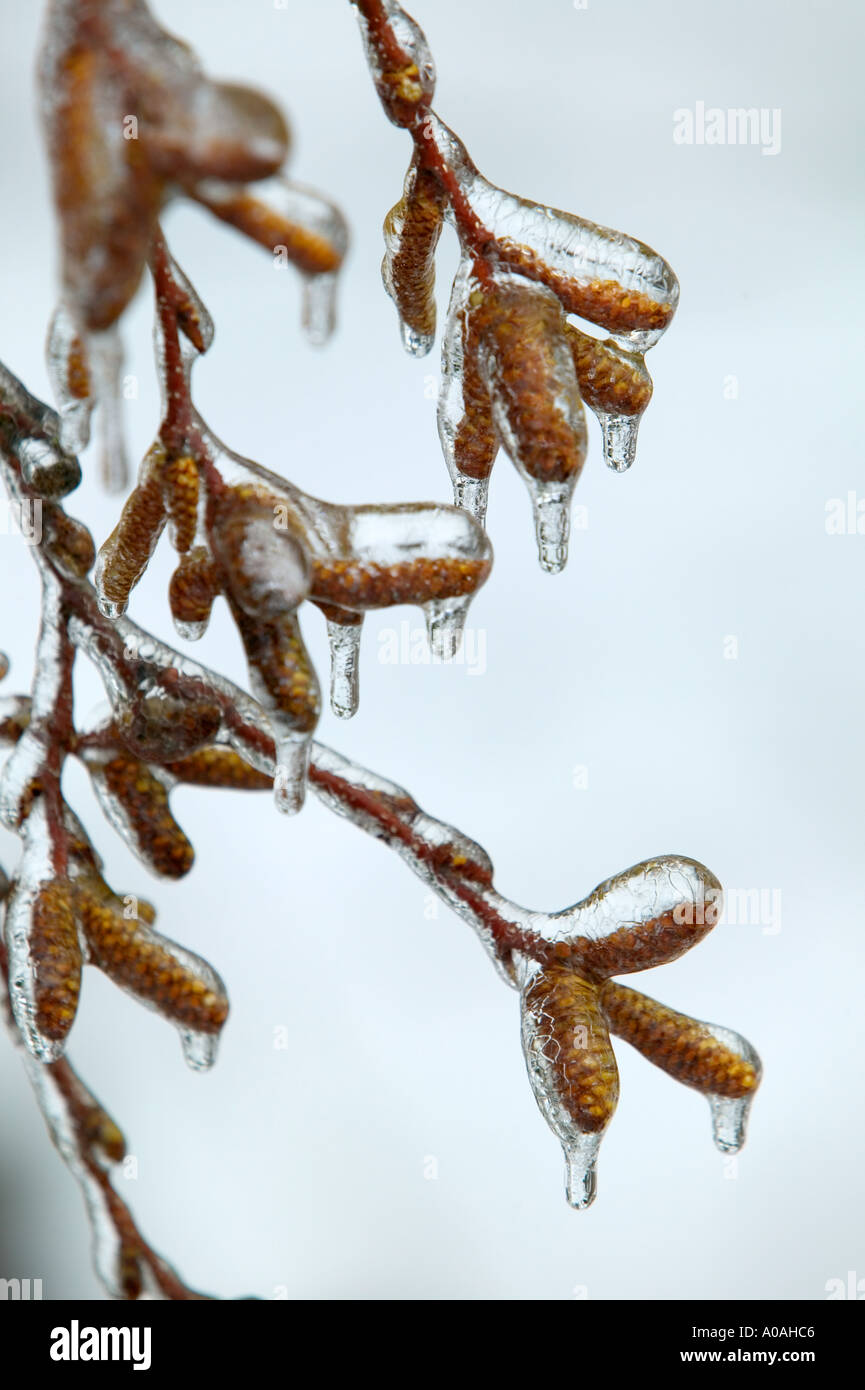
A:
0,0,862,1299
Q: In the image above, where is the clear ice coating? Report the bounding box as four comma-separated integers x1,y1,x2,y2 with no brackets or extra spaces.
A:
326,619,363,719
0,360,81,500
2,799,69,1064
67,612,275,783
351,0,436,126
425,114,679,346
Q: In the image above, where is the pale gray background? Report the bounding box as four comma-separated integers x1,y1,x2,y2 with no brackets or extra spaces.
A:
0,0,861,1299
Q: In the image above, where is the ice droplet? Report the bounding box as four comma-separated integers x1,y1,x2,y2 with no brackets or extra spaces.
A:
326,619,362,719
597,411,641,473
172,616,208,642
96,594,127,621
302,272,338,346
529,482,571,574
424,595,469,661
564,1133,602,1210
708,1091,756,1154
88,327,129,494
399,321,435,358
179,1027,219,1073
274,736,310,814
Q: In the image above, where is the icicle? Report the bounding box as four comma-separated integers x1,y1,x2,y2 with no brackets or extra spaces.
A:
564,1133,602,1210
179,1027,219,1073
597,411,641,473
46,303,94,456
451,473,490,525
273,733,311,815
703,1022,762,1153
423,594,469,661
708,1093,754,1154
88,327,129,494
302,271,339,346
326,619,362,719
528,481,572,575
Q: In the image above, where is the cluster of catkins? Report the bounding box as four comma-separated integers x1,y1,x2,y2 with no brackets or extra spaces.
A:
353,0,675,568
0,0,760,1298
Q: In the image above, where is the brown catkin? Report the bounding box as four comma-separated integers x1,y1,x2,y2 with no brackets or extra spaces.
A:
30,880,82,1043
99,753,194,878
495,241,675,336
474,280,587,485
97,444,167,607
450,294,499,481
169,546,220,630
163,454,199,554
311,555,490,611
562,323,653,417
524,965,619,1132
76,882,227,1033
601,982,759,1098
383,156,445,342
166,747,273,791
234,608,320,734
